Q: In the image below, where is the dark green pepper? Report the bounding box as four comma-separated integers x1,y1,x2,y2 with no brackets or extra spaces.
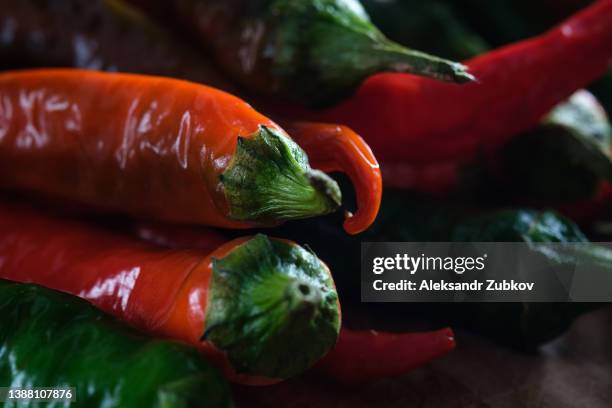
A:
451,209,589,243
449,209,605,350
0,280,233,408
373,198,609,349
470,90,612,202
127,0,473,106
278,193,610,350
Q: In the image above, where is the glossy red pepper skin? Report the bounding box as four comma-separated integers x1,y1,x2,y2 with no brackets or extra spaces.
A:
0,69,271,228
303,0,612,186
315,327,456,385
0,203,235,377
128,121,383,235
0,69,380,234
0,203,342,385
0,0,385,233
132,223,456,384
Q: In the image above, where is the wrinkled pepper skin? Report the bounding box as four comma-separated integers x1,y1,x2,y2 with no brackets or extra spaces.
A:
0,203,341,384
0,280,233,408
307,0,612,180
0,69,349,230
127,0,473,106
0,3,383,234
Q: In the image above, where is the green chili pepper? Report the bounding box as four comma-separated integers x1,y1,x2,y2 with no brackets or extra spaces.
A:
449,209,606,350
281,194,610,350
451,209,588,242
0,280,233,408
133,0,474,106
477,90,612,202
375,199,609,349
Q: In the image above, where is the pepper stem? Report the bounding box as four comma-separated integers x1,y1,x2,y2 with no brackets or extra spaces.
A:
270,0,474,105
371,40,475,84
221,126,341,224
203,234,340,380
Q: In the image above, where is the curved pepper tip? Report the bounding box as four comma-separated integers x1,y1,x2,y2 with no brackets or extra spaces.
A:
438,327,457,352
287,122,383,235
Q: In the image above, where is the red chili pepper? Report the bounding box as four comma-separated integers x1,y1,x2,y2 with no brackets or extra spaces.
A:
287,123,382,233
131,223,456,384
295,0,612,190
133,222,228,252
0,69,381,234
0,202,341,385
315,327,456,385
130,122,382,234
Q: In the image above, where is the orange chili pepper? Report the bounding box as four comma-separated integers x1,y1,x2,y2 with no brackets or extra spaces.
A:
0,69,381,232
0,202,341,385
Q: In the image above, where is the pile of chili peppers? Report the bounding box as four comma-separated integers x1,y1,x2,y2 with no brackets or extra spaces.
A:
0,0,611,406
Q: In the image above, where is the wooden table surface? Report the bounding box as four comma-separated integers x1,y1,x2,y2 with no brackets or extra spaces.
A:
233,307,612,407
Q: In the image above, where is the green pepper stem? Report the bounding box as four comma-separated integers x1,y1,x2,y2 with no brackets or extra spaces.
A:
221,125,341,224
203,235,340,380
371,40,475,84
268,0,475,105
